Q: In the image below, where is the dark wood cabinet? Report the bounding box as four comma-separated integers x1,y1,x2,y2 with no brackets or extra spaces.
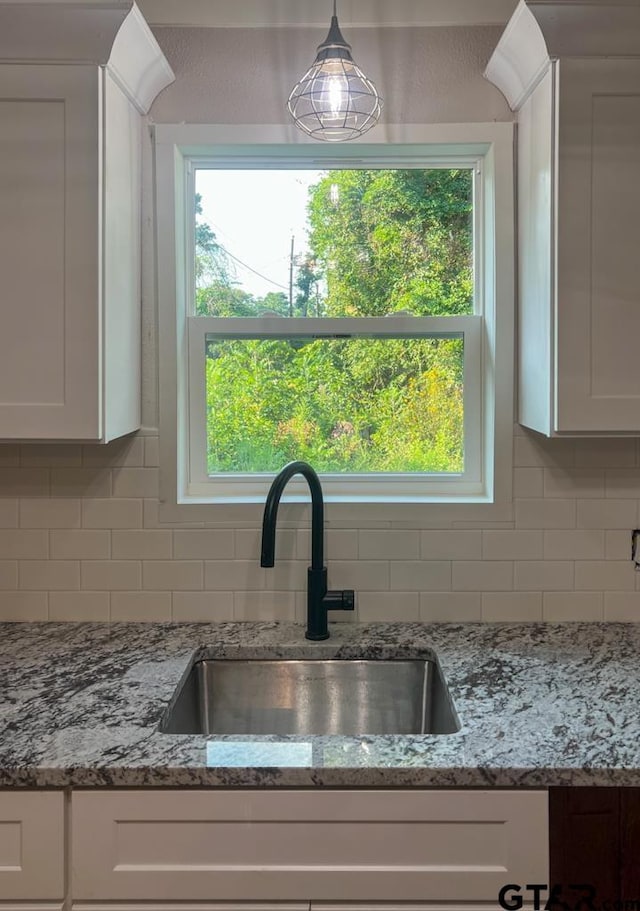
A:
550,788,640,904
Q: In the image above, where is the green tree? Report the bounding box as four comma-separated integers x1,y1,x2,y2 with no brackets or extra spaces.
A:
294,257,324,317
307,169,473,316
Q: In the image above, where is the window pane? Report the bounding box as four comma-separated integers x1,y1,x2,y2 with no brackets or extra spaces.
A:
205,336,464,474
195,168,474,318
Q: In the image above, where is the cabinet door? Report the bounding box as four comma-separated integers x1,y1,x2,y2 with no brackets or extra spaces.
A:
549,787,620,902
0,791,64,899
549,786,640,904
0,65,101,439
621,789,640,899
72,789,548,902
556,58,640,433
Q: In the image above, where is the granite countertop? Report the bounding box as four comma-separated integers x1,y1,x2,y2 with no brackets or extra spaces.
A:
1,620,639,788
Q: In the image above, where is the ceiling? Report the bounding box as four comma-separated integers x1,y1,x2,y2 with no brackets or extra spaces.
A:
136,0,520,28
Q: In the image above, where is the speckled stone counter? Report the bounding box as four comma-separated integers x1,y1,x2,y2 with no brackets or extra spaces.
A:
1,621,639,788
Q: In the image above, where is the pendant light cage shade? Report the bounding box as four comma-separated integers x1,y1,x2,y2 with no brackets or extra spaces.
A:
287,11,382,142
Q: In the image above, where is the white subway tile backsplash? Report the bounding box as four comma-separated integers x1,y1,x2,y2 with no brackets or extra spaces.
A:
81,560,141,591
0,529,48,559
515,498,576,529
20,560,79,590
421,530,482,560
482,530,543,560
0,591,48,620
3,424,640,623
419,592,482,621
111,591,172,622
0,500,18,528
331,560,390,592
20,498,81,529
143,560,202,591
112,467,159,498
575,438,637,468
51,468,111,498
605,470,640,499
82,498,143,529
21,444,82,468
604,591,640,621
233,590,296,621
358,592,419,622
453,561,513,591
172,591,234,622
605,530,632,560
174,529,233,560
205,560,265,591
235,528,293,560
143,497,204,529
543,592,604,621
143,436,159,467
390,560,450,591
543,530,605,561
268,560,308,591
0,561,18,589
325,529,359,561
577,499,637,529
514,434,575,468
50,530,109,560
481,592,543,621
49,591,110,621
544,469,605,499
513,467,544,498
0,469,49,497
359,530,419,560
514,561,574,591
82,436,144,468
574,560,635,591
112,530,172,560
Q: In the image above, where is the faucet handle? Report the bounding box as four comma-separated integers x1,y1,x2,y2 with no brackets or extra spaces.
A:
324,589,355,612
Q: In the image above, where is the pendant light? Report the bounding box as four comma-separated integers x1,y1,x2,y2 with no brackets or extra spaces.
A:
287,0,382,142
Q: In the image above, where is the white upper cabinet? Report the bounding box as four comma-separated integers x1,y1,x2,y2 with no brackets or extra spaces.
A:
0,3,173,442
486,1,640,436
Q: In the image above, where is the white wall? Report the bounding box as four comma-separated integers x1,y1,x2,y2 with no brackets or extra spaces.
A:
1,25,639,624
149,25,511,125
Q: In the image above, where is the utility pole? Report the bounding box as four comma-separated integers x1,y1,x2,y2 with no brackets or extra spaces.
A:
288,234,295,318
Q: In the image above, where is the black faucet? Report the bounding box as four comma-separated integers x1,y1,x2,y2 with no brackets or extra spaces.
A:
260,461,355,640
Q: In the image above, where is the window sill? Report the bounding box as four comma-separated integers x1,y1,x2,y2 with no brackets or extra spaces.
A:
158,495,514,528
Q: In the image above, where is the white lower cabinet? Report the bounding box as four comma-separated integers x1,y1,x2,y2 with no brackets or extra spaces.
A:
71,790,548,904
0,791,64,904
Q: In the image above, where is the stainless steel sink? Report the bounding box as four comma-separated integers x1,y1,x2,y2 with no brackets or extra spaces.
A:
160,658,460,736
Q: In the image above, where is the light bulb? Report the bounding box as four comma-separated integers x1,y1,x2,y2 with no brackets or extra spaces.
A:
287,8,382,142
328,75,345,114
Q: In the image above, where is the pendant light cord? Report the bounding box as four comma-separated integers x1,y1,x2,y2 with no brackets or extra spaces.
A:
333,0,337,16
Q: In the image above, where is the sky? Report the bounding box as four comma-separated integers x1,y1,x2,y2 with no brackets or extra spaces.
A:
195,168,324,299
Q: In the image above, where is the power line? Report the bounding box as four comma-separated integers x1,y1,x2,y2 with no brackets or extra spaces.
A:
216,240,290,292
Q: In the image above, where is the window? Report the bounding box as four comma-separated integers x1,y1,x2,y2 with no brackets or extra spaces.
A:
155,125,514,517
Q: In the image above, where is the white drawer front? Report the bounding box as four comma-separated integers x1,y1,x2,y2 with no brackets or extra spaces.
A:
0,791,65,899
72,790,548,902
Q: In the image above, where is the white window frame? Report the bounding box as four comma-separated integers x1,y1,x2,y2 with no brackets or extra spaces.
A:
155,123,514,524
